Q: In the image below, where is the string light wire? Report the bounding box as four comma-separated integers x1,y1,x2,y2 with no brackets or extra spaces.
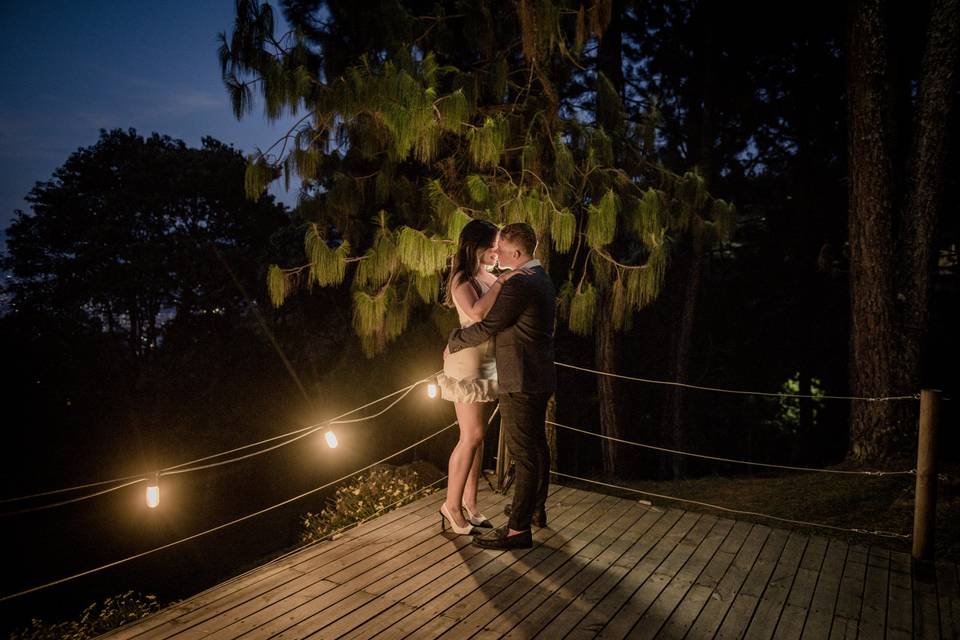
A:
0,479,147,518
0,420,458,603
0,371,441,512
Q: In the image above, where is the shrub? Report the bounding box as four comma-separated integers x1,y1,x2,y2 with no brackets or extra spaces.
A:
10,591,161,640
301,465,434,543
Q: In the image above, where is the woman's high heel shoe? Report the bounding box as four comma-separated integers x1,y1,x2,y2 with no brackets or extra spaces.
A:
461,502,493,528
440,503,476,535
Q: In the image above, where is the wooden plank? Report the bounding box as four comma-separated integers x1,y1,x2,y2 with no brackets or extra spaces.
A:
915,561,942,640
202,494,511,640
100,486,950,640
856,546,890,640
235,490,528,640
885,550,913,640
109,490,452,640
438,498,641,639
176,488,502,640
335,487,592,640
742,531,808,640
183,503,491,639
828,544,867,639
655,519,754,639
800,538,848,640
625,517,736,640
455,499,647,638
672,522,771,639
101,489,450,639
597,513,717,638
772,535,828,640
563,508,686,640
363,490,611,640
711,527,790,639
937,560,960,640
371,493,621,640
151,486,510,640
515,507,668,638
489,503,657,637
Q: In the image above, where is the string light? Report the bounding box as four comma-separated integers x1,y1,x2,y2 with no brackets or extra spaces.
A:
324,430,338,449
145,473,160,509
427,379,438,399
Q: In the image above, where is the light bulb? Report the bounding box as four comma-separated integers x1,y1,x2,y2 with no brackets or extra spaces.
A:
146,473,160,508
324,430,338,448
427,382,438,399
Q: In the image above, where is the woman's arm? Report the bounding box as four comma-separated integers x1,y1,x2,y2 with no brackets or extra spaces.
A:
451,270,527,323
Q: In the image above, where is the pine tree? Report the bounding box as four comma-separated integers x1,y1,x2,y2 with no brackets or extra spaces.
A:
220,0,731,370
219,0,734,479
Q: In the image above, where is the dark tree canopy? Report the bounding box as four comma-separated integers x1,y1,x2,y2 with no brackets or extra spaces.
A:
2,129,288,358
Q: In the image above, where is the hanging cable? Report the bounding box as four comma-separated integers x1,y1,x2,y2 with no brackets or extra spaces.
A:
548,420,915,476
551,471,910,540
0,473,148,505
0,420,458,603
0,479,146,518
555,361,919,402
0,371,441,509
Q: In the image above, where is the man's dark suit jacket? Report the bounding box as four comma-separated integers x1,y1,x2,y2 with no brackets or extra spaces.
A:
447,264,556,394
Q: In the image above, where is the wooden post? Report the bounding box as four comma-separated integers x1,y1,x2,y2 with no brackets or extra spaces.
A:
912,389,940,563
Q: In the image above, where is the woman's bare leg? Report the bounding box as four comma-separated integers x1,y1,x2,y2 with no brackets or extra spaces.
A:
445,401,486,528
462,439,484,514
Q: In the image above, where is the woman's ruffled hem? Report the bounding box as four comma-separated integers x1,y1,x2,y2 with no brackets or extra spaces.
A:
437,372,499,403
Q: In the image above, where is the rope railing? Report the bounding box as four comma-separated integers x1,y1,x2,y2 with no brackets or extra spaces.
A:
548,420,915,476
555,361,920,402
550,471,911,540
0,420,458,603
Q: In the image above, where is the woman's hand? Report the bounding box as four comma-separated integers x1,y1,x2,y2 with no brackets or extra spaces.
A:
496,267,533,285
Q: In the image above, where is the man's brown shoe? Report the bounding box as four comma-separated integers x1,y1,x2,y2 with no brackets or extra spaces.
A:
473,526,532,549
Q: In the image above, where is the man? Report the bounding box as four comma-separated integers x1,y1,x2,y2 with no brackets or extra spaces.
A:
445,222,556,549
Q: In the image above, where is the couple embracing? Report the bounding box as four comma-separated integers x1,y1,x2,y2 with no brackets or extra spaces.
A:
437,220,556,550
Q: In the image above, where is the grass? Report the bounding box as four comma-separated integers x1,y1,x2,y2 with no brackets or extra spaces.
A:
581,465,960,563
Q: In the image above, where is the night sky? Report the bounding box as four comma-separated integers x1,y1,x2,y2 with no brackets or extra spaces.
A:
0,1,300,249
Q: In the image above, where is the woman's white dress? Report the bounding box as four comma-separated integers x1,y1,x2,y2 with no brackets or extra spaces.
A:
437,279,498,403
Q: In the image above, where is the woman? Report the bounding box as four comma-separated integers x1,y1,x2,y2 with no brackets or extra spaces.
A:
437,219,526,535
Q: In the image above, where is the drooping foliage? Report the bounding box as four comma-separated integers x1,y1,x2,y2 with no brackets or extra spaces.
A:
219,0,733,356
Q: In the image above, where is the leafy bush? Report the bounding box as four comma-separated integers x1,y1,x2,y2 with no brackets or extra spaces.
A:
301,465,434,543
10,591,160,640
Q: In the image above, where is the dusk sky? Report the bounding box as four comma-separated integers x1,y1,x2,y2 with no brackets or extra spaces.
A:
0,1,300,249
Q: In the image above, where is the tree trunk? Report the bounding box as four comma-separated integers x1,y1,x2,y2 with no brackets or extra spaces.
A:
594,0,627,478
846,0,957,462
660,224,703,479
901,0,959,389
660,2,715,479
847,0,901,461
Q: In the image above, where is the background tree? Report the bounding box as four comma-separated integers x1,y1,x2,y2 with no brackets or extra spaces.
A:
846,0,958,462
2,129,288,360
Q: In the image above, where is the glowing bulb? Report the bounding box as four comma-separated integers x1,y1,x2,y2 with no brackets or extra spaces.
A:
427,382,438,399
324,430,338,448
146,473,160,508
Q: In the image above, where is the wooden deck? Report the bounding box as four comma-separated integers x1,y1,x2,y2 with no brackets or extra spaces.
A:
100,484,960,639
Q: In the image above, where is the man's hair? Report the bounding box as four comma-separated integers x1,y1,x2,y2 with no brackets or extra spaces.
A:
500,222,537,257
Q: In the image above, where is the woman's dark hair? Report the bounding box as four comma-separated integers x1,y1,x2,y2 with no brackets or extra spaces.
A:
444,219,498,308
